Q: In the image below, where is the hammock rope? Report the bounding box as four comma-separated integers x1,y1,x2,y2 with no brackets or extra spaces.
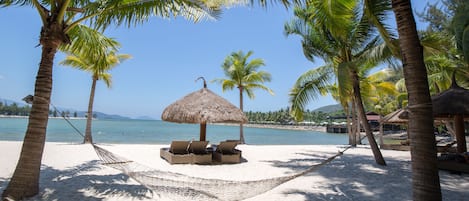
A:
92,144,350,201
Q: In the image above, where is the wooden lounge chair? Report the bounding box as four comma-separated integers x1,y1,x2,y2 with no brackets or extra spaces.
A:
188,141,212,164
213,140,242,164
160,141,192,164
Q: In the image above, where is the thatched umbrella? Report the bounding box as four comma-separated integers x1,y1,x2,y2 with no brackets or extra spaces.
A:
431,77,469,153
161,77,248,141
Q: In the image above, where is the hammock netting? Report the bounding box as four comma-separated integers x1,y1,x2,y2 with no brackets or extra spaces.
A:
92,144,349,201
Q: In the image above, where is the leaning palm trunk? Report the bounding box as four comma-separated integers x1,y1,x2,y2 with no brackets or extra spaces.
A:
346,106,354,146
392,0,442,200
84,77,98,144
351,99,359,145
2,25,63,200
351,69,386,166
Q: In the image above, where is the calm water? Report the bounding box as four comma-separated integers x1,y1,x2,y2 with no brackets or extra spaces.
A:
0,118,347,145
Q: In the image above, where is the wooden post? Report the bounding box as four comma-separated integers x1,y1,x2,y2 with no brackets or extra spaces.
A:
200,123,207,141
454,115,467,153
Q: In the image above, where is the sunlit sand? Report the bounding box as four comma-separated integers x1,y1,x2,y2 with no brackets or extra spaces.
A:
1,141,468,200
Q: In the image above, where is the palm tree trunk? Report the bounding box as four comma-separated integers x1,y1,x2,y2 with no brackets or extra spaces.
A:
84,77,97,144
346,105,354,146
351,69,386,166
355,101,363,145
2,25,62,200
239,87,245,144
392,0,442,200
351,102,357,146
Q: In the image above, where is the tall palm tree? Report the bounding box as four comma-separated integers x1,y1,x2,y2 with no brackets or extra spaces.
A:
60,44,131,144
0,0,229,199
213,50,274,144
391,0,442,200
285,0,390,165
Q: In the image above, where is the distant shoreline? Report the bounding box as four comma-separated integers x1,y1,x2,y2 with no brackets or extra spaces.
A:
0,115,87,120
216,123,327,132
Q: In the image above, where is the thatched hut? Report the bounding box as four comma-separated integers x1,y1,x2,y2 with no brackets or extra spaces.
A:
161,78,247,141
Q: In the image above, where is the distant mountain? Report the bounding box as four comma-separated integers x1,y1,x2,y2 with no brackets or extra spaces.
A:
1,97,131,120
135,116,156,120
313,104,342,113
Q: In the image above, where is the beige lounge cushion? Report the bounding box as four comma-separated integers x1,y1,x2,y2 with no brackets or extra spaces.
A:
169,141,190,154
188,141,209,154
216,140,239,154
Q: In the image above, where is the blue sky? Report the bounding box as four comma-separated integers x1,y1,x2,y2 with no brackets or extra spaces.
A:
0,1,436,119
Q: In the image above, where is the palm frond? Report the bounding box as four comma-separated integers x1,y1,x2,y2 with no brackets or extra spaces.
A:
452,4,469,64
61,24,121,67
308,0,357,39
0,0,32,7
289,65,333,121
81,0,238,31
362,0,398,56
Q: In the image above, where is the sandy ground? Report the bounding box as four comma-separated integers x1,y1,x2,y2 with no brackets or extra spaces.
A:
1,141,468,201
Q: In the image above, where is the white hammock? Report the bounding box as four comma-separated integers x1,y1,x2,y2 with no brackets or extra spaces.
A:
92,144,349,201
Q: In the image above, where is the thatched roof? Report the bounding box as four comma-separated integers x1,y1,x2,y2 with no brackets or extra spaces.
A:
431,80,469,119
161,87,248,124
380,108,408,125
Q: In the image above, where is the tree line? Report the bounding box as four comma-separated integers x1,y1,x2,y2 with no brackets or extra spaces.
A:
0,101,94,118
245,107,346,125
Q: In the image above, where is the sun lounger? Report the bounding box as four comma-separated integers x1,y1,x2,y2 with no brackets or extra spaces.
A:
160,141,192,164
213,140,242,164
188,141,212,164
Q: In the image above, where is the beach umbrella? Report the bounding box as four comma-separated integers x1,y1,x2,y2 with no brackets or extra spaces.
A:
161,77,248,141
430,77,469,153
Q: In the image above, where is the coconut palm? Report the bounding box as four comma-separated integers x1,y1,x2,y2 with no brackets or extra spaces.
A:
362,69,399,115
60,42,131,144
213,50,274,144
0,0,232,199
285,0,390,165
391,0,442,200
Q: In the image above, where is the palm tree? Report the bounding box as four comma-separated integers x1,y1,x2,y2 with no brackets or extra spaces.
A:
362,69,399,115
391,0,442,200
60,43,131,144
285,0,390,165
0,0,227,199
213,50,274,144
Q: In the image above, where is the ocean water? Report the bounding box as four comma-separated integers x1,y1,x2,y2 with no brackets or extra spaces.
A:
0,118,348,145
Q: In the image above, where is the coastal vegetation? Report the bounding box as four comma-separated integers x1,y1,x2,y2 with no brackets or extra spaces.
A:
245,107,345,125
60,36,131,144
213,50,274,144
0,101,78,118
285,0,390,165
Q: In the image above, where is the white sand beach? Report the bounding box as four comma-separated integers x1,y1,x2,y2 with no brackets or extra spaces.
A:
1,141,468,201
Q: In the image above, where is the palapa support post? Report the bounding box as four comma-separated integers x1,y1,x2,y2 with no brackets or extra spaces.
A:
454,115,467,153
200,123,207,141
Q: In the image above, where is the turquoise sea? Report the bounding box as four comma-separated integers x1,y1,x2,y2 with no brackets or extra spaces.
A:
0,118,348,145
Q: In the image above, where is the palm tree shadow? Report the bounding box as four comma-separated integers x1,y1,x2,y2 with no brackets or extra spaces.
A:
265,150,414,200
262,151,339,173
25,160,153,200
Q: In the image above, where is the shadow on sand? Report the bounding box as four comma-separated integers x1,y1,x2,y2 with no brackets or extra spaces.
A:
264,148,413,200
1,160,153,201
